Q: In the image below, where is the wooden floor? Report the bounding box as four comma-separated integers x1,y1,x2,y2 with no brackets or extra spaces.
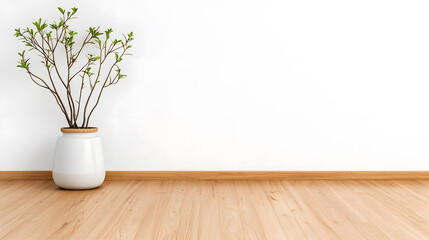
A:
0,180,428,239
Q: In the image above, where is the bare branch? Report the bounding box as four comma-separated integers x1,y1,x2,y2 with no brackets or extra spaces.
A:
14,7,133,128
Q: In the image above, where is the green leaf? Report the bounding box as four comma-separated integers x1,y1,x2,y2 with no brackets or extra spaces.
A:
33,19,42,32
14,28,22,37
105,28,113,39
58,7,65,14
50,23,58,30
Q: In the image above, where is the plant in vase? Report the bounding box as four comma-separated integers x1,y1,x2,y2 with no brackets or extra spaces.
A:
14,7,134,189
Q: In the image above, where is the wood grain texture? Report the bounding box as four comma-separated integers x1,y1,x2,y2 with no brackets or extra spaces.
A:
106,171,429,180
2,171,429,180
0,171,52,180
0,180,428,239
61,127,98,133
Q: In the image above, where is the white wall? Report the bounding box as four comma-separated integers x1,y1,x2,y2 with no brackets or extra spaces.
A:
1,0,429,170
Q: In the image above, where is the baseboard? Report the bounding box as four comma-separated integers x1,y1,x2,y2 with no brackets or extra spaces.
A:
0,171,429,180
0,171,52,180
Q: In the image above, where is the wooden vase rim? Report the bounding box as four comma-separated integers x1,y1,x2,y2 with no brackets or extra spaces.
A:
61,127,98,133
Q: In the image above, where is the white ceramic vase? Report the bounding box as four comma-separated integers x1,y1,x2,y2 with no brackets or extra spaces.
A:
52,127,105,190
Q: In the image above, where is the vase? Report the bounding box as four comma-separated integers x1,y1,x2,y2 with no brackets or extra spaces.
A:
52,127,105,190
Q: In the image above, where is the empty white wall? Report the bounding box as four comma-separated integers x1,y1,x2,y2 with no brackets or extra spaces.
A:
1,0,429,170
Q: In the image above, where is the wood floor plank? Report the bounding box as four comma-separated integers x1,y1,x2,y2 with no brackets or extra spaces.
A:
388,180,429,210
343,180,428,239
234,181,267,239
133,181,171,240
66,181,138,239
0,180,40,211
175,181,201,240
352,180,429,237
151,180,187,239
198,181,221,240
0,181,62,239
0,180,429,239
368,180,429,221
214,181,246,240
264,180,316,239
277,181,342,239
95,181,161,239
328,180,413,240
244,181,288,239
291,180,362,239
315,181,389,240
0,180,32,201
